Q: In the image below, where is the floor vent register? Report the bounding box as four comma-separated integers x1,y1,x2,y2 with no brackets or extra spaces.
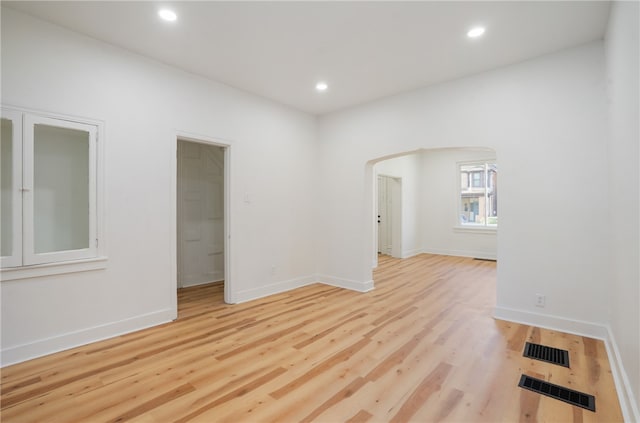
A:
523,342,570,368
518,374,596,412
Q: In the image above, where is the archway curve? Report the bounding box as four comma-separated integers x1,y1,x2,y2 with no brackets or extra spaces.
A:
364,146,497,278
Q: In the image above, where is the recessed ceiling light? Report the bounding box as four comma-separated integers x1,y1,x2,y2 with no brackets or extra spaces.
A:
467,27,485,38
315,81,328,92
158,9,177,22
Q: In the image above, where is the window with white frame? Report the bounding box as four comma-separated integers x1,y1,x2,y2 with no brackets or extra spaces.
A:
459,161,497,227
1,108,102,269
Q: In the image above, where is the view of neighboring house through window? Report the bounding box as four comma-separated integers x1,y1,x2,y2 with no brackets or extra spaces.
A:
459,161,497,227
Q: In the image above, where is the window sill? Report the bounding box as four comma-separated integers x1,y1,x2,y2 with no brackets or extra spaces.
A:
453,225,497,234
1,257,108,281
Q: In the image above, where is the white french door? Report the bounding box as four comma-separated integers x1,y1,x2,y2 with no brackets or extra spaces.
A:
23,115,97,265
1,110,23,268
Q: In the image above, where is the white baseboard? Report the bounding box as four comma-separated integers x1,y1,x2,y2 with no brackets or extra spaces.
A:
2,274,374,367
180,277,224,289
494,306,639,421
1,308,174,367
234,274,374,304
317,274,374,292
604,325,640,423
493,306,608,338
401,249,422,259
234,275,317,303
422,248,496,260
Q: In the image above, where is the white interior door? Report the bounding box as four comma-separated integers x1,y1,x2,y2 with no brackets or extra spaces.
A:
377,175,391,255
177,141,224,288
377,175,402,258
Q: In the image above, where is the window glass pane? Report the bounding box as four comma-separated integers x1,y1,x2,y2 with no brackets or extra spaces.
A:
1,118,13,256
34,124,90,253
487,164,498,225
460,162,497,226
472,172,482,187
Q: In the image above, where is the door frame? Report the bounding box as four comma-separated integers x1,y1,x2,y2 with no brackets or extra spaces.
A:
170,131,233,320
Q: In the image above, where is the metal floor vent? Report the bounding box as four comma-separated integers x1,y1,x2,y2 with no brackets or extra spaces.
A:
523,342,570,368
473,258,497,262
518,375,596,412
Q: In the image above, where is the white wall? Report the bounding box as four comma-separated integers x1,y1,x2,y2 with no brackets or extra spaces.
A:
0,8,318,365
2,9,636,418
421,148,497,260
605,1,640,419
317,41,610,331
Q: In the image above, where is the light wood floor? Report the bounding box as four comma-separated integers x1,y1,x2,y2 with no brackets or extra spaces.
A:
1,254,622,422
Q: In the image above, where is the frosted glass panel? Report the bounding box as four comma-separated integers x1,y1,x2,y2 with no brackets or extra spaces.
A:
34,124,90,253
1,118,13,256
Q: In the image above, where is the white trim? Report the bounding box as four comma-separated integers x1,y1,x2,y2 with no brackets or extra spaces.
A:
400,248,422,259
494,306,639,421
95,116,107,268
233,274,375,304
453,225,497,234
422,248,496,260
604,325,640,423
371,164,378,269
317,274,374,292
171,131,233,314
234,275,318,304
377,172,402,179
169,134,179,320
493,306,608,339
179,274,224,289
1,308,174,367
1,256,108,281
223,144,232,303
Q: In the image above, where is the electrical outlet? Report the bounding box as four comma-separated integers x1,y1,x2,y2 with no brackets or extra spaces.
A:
535,294,545,308
271,265,276,276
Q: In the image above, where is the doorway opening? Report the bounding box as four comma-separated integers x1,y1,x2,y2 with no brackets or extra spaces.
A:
174,136,231,315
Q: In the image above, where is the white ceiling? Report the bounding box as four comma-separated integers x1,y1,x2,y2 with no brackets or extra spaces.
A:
5,1,611,115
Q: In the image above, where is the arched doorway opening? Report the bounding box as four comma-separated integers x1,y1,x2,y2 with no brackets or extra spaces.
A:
367,147,497,270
